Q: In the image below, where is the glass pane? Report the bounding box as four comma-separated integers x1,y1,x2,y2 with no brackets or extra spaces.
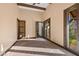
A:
67,12,79,53
69,19,77,49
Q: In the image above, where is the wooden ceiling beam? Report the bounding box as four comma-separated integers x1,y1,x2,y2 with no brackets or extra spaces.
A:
17,3,46,10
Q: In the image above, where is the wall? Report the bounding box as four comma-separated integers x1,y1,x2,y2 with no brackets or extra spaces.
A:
18,8,44,38
0,3,18,55
0,3,75,55
43,3,74,46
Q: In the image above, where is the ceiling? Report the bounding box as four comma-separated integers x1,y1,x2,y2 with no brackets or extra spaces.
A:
26,3,49,8
17,3,50,12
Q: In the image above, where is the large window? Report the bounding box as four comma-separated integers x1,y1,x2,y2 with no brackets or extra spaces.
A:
64,4,79,55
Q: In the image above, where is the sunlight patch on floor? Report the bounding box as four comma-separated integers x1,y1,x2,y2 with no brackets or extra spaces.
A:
18,38,46,41
11,46,65,54
4,52,43,56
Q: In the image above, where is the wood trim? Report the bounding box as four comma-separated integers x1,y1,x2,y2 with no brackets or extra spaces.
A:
17,3,46,10
43,18,51,40
17,19,26,39
64,9,67,47
64,3,79,13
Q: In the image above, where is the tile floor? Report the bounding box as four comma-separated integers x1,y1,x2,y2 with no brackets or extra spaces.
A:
4,38,75,56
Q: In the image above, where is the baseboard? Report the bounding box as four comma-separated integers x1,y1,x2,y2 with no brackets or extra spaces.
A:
1,37,36,56
43,37,79,56
1,41,17,56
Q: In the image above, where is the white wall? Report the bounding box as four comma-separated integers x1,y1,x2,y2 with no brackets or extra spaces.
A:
43,3,74,46
18,8,44,38
0,3,18,55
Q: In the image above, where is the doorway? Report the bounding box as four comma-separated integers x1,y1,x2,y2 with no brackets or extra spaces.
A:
17,19,26,39
64,3,79,55
43,18,50,40
35,18,50,40
36,22,43,37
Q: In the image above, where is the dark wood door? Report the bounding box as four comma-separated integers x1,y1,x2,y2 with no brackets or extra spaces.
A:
17,19,26,39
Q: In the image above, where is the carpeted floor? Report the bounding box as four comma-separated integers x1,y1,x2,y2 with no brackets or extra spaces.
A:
4,38,75,56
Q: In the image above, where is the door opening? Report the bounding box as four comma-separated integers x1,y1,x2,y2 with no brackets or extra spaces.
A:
43,18,50,40
17,19,26,39
35,18,50,40
36,22,43,37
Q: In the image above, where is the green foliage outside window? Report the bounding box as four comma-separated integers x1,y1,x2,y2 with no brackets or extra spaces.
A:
69,20,77,46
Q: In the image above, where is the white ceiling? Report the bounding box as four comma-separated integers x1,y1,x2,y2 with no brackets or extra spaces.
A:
26,3,49,8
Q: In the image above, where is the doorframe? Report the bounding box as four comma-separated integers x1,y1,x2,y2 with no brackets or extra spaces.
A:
43,18,51,40
64,3,79,55
17,18,26,39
